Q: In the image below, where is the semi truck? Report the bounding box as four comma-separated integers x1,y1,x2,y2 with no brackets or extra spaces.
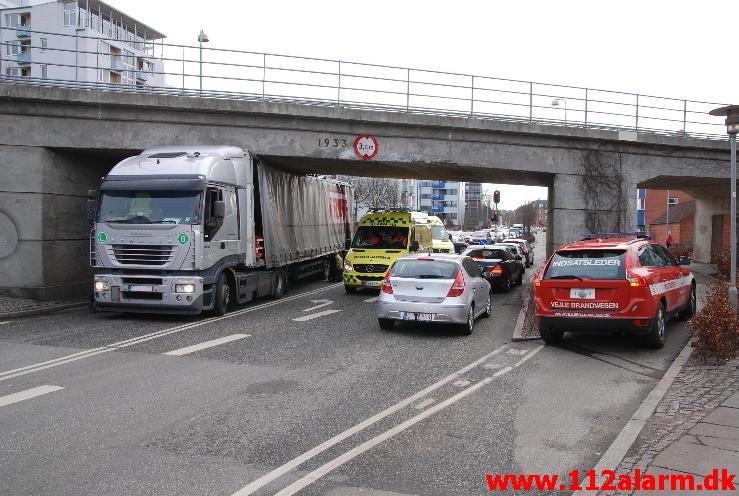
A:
89,145,354,315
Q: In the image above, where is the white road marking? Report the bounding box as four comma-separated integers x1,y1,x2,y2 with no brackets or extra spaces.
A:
0,321,11,325
292,309,341,322
453,379,472,387
414,398,436,410
301,299,334,312
483,362,505,370
506,348,528,356
163,334,250,356
230,345,509,496
363,297,378,303
273,367,522,496
0,284,341,382
0,385,63,407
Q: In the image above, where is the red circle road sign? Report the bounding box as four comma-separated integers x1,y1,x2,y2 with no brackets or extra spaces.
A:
353,135,379,160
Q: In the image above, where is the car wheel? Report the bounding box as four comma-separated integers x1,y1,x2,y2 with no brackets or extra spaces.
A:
539,323,564,344
270,269,287,299
516,270,524,286
212,273,231,316
378,318,395,330
679,285,696,321
482,291,492,318
344,285,357,295
501,277,512,293
460,305,475,335
644,303,666,349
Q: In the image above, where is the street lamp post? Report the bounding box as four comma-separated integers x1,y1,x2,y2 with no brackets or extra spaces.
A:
552,98,568,124
197,29,209,94
709,105,739,311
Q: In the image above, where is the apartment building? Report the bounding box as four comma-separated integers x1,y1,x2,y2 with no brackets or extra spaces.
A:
464,182,485,229
417,180,465,227
0,0,165,86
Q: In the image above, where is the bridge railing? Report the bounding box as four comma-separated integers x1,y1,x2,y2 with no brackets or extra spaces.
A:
0,27,728,140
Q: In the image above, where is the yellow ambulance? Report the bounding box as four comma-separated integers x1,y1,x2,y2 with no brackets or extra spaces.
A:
343,210,433,293
428,215,455,253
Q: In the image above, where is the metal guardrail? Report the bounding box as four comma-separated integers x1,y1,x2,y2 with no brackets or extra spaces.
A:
0,27,729,140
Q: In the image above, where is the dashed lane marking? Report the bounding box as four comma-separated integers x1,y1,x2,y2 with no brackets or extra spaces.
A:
363,297,378,303
292,309,341,322
414,398,436,410
0,385,63,408
0,321,11,325
163,334,250,356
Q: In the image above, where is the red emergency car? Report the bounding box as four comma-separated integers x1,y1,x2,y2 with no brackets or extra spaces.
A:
534,234,696,348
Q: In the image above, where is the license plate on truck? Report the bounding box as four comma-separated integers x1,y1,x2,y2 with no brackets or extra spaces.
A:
127,285,154,292
361,281,381,288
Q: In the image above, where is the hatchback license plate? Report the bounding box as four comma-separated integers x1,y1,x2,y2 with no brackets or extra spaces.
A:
127,285,154,292
570,288,595,299
417,313,433,322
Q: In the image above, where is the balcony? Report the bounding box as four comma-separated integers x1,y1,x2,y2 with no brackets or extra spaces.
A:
16,52,31,65
432,194,444,201
110,58,124,72
432,181,446,188
135,70,150,81
16,27,31,38
431,206,444,213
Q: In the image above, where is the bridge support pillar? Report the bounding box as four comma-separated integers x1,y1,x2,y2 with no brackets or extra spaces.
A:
0,146,107,300
693,194,730,264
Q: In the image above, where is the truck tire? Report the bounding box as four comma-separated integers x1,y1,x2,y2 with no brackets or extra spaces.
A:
212,273,231,316
271,268,287,299
322,257,332,282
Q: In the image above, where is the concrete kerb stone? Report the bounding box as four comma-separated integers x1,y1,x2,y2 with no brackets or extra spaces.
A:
572,342,694,496
512,282,539,341
0,300,87,320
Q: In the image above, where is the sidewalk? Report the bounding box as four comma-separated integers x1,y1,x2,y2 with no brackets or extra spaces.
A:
598,350,739,495
0,294,87,319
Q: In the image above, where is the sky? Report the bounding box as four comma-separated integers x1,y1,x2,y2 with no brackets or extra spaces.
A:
106,0,736,209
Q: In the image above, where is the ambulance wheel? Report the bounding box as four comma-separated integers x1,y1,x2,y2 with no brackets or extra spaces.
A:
344,285,357,295
644,303,666,349
539,324,563,344
679,285,696,321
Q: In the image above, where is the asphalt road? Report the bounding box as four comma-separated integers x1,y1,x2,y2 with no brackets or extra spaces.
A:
0,237,693,496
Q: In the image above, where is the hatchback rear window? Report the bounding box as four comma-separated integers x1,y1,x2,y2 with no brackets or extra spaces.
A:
545,250,626,280
390,260,459,279
466,249,507,260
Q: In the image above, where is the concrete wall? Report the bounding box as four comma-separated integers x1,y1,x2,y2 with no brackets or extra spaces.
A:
693,195,731,263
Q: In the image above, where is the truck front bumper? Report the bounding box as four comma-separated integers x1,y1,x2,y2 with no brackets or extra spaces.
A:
93,274,207,314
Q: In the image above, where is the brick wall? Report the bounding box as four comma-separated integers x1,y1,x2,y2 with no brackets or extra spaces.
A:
645,190,694,225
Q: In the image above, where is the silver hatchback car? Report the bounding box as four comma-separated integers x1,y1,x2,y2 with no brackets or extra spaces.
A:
377,254,491,335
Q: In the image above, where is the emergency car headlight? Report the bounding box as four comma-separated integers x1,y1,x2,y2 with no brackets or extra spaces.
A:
94,280,109,291
175,284,196,294
344,261,353,271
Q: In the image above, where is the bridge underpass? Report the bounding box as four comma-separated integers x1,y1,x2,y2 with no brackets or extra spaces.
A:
0,83,732,299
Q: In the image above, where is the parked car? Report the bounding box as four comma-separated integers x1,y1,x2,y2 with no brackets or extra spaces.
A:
534,234,695,348
504,238,534,267
462,246,524,292
377,254,491,335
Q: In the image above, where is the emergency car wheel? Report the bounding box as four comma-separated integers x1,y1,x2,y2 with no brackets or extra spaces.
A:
644,303,666,349
344,285,357,294
212,273,231,316
539,324,563,344
378,318,395,330
679,285,696,321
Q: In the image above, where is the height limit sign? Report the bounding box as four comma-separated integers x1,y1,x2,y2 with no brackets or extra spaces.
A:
353,135,379,160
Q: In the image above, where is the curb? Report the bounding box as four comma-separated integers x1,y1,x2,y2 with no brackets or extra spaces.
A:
0,301,88,320
511,282,540,341
572,341,694,496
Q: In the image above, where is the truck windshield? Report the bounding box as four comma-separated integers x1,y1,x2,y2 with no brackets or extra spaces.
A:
431,226,448,240
352,226,409,249
98,191,202,225
545,250,626,280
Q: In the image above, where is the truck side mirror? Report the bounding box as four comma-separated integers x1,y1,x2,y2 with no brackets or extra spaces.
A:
213,200,226,219
86,198,97,223
410,240,420,252
679,255,691,266
87,189,97,198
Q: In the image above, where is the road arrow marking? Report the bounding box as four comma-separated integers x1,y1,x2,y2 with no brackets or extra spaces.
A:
301,299,334,312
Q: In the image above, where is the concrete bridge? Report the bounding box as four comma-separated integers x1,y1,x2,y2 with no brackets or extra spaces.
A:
0,83,731,299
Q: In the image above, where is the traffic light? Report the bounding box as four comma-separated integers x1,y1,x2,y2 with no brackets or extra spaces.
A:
491,208,499,224
493,190,500,204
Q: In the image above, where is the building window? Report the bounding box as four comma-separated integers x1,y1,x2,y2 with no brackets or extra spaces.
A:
40,38,47,52
6,67,20,77
668,197,679,205
6,41,20,56
41,65,47,78
637,198,646,210
63,2,78,27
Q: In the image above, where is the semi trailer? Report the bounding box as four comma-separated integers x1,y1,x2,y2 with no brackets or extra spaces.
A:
89,145,354,315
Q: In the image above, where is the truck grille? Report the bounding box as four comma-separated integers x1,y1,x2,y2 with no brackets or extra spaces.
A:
109,245,174,266
353,264,389,274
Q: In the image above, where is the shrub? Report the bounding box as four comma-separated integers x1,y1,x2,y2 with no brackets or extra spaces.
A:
667,245,692,259
690,281,739,363
715,250,731,280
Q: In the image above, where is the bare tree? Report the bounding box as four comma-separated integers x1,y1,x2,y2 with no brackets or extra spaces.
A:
336,176,411,213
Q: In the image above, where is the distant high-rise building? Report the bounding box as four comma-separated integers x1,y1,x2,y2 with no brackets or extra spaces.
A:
417,180,465,227
1,0,165,87
464,182,485,229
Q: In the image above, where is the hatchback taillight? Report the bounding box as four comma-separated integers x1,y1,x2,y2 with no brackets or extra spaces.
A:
447,269,465,297
626,270,647,288
491,265,503,276
381,272,393,294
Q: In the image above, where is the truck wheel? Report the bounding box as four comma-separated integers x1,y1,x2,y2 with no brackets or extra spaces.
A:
643,303,666,349
212,273,231,316
344,285,357,295
539,324,563,344
271,269,287,299
322,257,331,282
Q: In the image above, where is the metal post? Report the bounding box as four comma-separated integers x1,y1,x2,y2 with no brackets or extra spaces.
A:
337,61,341,106
635,94,639,131
182,46,185,92
470,75,474,116
262,53,266,99
682,99,687,133
529,82,533,122
666,189,670,240
584,88,589,127
406,68,410,111
199,41,202,94
730,132,737,310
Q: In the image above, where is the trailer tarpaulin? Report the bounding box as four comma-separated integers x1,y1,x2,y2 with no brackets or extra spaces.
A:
258,164,354,268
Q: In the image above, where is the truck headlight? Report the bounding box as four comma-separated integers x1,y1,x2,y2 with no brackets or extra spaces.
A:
343,261,353,271
175,283,196,294
94,280,109,291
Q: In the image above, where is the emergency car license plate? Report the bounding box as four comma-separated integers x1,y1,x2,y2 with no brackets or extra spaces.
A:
570,288,596,299
127,285,154,292
361,281,381,288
